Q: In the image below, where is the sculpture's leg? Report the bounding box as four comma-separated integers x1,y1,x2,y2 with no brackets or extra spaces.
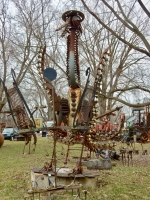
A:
64,144,70,165
127,153,129,166
28,140,31,154
22,143,26,154
32,132,37,152
22,135,27,154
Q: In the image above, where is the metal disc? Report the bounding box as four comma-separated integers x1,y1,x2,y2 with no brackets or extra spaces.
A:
62,10,84,22
43,68,57,82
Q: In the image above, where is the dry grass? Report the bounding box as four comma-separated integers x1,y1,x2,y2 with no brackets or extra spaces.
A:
0,136,150,200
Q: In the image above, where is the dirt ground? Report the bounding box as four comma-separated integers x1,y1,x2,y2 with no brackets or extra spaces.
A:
116,151,150,167
129,154,150,167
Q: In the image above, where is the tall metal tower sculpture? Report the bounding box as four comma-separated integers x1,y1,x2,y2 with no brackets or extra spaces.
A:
37,10,124,174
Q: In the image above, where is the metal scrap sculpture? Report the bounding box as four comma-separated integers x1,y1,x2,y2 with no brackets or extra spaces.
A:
0,70,37,154
37,10,125,174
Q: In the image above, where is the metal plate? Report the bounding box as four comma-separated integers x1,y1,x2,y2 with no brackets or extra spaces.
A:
43,68,57,82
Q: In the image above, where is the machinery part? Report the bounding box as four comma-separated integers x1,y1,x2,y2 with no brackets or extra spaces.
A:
0,78,18,127
61,98,70,115
58,10,84,89
62,10,84,23
87,45,112,127
73,67,91,126
140,132,148,142
57,98,69,126
68,88,82,126
37,45,61,119
11,69,36,128
1,69,37,154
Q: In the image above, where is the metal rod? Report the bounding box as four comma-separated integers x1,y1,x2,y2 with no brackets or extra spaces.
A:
52,85,57,188
52,86,55,126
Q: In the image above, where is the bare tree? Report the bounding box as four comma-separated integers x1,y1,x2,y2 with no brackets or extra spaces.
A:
0,0,61,120
9,0,69,120
0,0,12,111
78,13,150,114
1,0,150,121
0,0,39,113
81,0,150,57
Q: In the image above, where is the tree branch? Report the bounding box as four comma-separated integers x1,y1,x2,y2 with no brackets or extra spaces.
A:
81,0,150,57
110,85,150,94
99,93,150,108
138,0,150,18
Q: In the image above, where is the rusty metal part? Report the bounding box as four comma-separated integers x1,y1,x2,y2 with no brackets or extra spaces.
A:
147,130,150,140
37,46,61,113
57,10,84,89
66,32,80,88
40,43,46,72
58,99,70,126
61,10,84,37
140,132,148,142
37,45,69,127
68,88,81,126
0,132,4,147
1,71,37,154
44,81,61,112
88,46,112,123
39,12,126,176
61,98,70,115
62,10,84,22
73,67,92,126
7,88,32,129
57,98,70,126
